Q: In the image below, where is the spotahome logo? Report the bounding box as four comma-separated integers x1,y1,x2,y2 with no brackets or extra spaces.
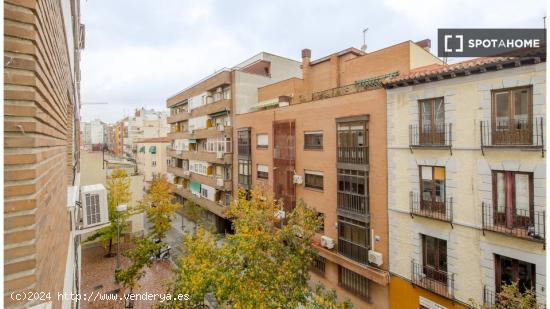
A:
438,29,546,57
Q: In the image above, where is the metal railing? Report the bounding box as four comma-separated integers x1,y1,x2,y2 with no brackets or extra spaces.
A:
337,192,367,215
411,260,454,299
482,202,545,242
480,117,544,148
339,266,370,299
310,255,326,276
337,146,368,164
410,192,453,223
337,238,369,265
483,285,545,308
409,123,452,147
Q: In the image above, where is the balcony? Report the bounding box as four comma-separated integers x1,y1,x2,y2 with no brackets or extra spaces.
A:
481,202,545,242
337,192,368,219
409,191,453,223
337,238,369,265
483,285,544,308
409,124,452,151
480,117,544,156
167,166,189,178
191,172,232,191
337,146,368,165
190,98,231,117
168,149,232,165
169,183,227,218
168,125,233,140
167,112,190,124
411,260,454,300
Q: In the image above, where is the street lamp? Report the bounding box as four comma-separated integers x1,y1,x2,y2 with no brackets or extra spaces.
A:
115,204,128,271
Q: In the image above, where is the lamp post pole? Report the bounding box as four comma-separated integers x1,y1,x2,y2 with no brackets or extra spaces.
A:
115,204,127,271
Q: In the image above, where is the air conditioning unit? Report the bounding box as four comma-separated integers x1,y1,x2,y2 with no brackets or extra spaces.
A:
217,125,225,131
183,170,191,177
320,236,335,249
176,184,183,189
216,151,224,159
292,175,303,184
80,184,108,228
368,250,384,266
216,178,224,187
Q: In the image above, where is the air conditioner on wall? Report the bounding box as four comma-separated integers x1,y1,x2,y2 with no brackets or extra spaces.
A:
80,184,108,228
183,171,191,177
292,174,303,184
320,235,335,249
368,250,383,266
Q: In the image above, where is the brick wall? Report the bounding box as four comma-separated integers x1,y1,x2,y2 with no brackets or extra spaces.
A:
4,0,81,307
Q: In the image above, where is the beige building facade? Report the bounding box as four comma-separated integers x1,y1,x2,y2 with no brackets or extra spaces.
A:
385,56,546,308
136,137,171,190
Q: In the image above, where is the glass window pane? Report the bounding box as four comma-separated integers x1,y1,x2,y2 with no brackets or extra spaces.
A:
438,240,447,271
515,174,530,214
513,90,529,126
425,237,435,267
496,172,506,213
421,166,433,180
435,98,445,126
421,101,432,130
495,92,510,130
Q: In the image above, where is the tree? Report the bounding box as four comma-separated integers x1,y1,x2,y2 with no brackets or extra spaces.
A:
181,200,204,233
86,168,132,257
162,187,352,308
139,175,180,242
115,176,180,293
469,282,540,309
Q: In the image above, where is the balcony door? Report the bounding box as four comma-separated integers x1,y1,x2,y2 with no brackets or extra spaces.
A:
420,166,445,213
422,235,447,284
419,98,445,145
493,171,533,229
492,87,532,145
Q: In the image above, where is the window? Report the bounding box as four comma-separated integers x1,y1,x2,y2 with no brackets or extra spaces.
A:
418,98,445,144
257,164,268,179
311,255,326,275
304,131,323,150
419,166,445,212
316,212,325,233
337,169,367,214
338,216,369,264
237,128,251,157
337,119,368,164
201,188,208,198
422,235,447,283
495,255,535,293
493,171,533,228
339,266,369,299
152,161,157,167
492,87,532,145
305,170,323,191
257,134,268,149
238,159,252,187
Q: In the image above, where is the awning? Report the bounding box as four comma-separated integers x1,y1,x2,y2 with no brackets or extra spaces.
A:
138,146,145,153
188,139,197,144
149,146,157,154
208,110,229,118
250,98,279,110
189,181,201,193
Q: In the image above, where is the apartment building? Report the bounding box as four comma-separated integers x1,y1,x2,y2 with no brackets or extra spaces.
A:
112,118,127,157
4,0,85,307
233,41,442,308
385,55,546,308
81,121,92,149
123,108,169,161
89,118,106,151
136,137,171,191
166,52,302,233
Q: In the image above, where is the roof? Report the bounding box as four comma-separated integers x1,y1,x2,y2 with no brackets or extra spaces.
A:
384,52,545,88
136,137,172,144
309,47,365,65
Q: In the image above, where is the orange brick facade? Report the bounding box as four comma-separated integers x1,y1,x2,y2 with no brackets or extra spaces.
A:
4,0,83,307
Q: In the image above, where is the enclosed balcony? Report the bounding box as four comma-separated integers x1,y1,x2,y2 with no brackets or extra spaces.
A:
411,260,454,299
481,202,545,242
409,191,453,223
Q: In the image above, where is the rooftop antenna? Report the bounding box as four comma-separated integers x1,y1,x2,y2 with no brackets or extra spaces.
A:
361,28,369,52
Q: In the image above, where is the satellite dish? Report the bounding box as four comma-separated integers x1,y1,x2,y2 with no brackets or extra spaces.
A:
361,44,368,52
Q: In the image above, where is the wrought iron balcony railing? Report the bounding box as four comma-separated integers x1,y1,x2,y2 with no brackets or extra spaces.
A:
481,202,545,242
411,260,454,299
337,238,369,265
480,117,544,149
409,123,452,148
337,192,367,215
409,191,453,223
337,146,368,165
483,285,545,308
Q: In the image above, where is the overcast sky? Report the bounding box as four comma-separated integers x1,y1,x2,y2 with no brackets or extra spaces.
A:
80,0,546,123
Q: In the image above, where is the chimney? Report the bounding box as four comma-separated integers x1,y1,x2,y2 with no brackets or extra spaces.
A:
301,49,312,99
415,39,431,51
